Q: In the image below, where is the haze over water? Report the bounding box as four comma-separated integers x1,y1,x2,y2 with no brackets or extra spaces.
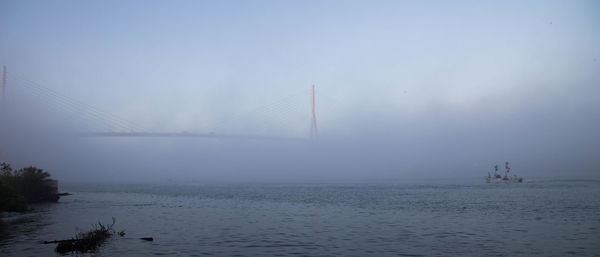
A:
1,0,599,182
1,0,599,256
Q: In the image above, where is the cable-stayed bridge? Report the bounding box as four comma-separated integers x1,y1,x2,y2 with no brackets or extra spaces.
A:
0,65,319,141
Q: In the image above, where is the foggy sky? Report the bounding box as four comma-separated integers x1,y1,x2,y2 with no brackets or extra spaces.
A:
0,0,599,182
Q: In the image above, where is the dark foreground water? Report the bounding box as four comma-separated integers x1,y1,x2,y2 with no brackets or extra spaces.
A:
1,179,600,256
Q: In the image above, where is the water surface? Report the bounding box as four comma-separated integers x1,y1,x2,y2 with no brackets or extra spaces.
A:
1,179,599,256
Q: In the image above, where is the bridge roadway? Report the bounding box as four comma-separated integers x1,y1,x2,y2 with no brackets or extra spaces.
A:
77,132,307,141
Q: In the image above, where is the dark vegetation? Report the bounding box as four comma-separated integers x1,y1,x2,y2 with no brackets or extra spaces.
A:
1,162,150,253
46,217,118,254
43,217,151,254
0,162,60,213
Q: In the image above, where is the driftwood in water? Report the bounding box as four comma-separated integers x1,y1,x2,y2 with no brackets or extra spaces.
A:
49,218,116,254
43,239,78,244
44,218,153,254
44,237,154,244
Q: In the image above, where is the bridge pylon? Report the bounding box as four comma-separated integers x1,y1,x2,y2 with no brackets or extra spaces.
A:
310,84,318,138
0,65,5,103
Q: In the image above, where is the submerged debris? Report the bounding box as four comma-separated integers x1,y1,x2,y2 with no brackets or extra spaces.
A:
46,217,116,254
44,217,152,254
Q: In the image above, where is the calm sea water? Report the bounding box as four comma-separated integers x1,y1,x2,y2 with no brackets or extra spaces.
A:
1,179,599,256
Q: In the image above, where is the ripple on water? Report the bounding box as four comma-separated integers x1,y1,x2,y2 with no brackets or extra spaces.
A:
2,180,600,256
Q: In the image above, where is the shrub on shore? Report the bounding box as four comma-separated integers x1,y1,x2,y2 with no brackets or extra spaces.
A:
0,162,59,212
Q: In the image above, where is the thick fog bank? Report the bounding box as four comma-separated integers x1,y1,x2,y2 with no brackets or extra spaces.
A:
1,92,598,183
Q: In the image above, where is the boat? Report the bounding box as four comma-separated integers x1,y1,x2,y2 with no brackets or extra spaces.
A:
486,162,522,183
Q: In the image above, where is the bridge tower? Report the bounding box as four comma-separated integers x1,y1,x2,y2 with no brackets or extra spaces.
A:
310,84,318,138
0,65,5,103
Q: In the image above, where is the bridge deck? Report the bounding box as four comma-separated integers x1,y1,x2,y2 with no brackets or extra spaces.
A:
77,132,307,141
